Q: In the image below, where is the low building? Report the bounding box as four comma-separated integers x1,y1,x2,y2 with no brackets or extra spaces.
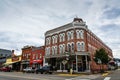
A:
21,46,34,70
21,45,45,70
44,18,113,73
30,46,45,69
4,55,21,71
0,49,12,67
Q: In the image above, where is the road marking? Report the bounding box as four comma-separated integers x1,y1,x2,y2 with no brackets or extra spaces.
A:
65,78,90,80
104,77,111,80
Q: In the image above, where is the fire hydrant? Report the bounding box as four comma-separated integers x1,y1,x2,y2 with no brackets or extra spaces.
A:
70,68,73,75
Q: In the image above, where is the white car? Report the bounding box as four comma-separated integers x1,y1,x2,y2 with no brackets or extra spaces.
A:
23,67,35,73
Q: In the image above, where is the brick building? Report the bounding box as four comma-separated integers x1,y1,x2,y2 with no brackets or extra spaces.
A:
44,18,113,73
21,46,33,70
30,46,45,68
21,46,45,70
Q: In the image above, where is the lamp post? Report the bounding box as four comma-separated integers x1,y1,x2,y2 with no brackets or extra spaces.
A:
97,58,102,73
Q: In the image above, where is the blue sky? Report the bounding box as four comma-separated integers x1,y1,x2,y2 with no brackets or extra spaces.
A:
0,0,120,58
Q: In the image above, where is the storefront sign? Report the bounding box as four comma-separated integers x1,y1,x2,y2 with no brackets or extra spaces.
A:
12,56,19,62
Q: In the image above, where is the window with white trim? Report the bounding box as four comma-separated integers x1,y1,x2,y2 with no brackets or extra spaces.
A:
52,36,55,44
81,42,85,51
76,30,84,39
45,47,50,55
77,42,81,51
67,31,71,41
55,35,58,43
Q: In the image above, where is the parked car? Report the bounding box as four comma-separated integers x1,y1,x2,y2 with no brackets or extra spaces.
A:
0,66,11,72
23,67,35,73
36,65,53,74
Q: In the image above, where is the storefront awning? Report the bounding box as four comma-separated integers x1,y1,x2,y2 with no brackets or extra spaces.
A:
30,60,42,64
4,61,20,65
109,60,115,64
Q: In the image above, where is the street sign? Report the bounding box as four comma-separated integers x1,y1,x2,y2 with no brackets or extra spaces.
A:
62,60,67,65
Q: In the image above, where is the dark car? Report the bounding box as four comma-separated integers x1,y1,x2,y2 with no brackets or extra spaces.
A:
36,65,53,74
0,66,11,72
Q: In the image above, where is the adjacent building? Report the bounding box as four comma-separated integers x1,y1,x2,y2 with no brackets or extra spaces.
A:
0,49,12,67
30,46,45,68
21,46,45,70
44,18,113,73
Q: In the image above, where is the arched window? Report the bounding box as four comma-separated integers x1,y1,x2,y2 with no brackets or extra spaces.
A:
67,31,71,41
63,33,65,41
67,44,71,52
77,42,81,51
52,46,54,55
45,47,50,55
55,35,58,43
71,43,74,52
76,30,84,39
63,44,65,53
48,47,50,55
55,46,57,54
52,36,55,44
81,42,85,51
59,45,62,54
71,31,74,39
59,33,65,42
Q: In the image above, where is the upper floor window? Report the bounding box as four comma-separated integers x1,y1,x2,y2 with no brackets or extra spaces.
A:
32,54,35,59
67,42,74,52
45,47,50,56
76,30,84,39
59,33,65,42
67,30,74,41
76,41,85,51
52,35,58,44
81,42,85,51
52,36,55,44
59,44,65,54
52,46,57,55
52,46,55,55
46,37,51,45
77,42,81,51
36,54,38,60
55,35,58,43
40,54,42,59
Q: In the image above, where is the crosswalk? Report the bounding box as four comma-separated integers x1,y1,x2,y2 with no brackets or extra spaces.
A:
104,77,111,80
65,79,90,80
65,77,111,80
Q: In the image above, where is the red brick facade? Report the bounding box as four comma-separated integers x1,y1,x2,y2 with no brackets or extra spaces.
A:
21,46,45,70
44,18,113,72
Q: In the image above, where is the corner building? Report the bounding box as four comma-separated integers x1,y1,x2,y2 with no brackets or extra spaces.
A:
44,18,113,73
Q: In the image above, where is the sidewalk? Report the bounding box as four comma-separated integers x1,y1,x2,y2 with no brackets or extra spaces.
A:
57,70,113,79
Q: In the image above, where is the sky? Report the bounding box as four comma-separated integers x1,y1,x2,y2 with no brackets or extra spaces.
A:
0,0,120,57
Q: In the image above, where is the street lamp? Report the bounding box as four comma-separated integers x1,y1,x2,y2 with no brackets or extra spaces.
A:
97,58,102,73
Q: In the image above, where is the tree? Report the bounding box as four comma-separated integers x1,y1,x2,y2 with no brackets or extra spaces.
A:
94,48,110,72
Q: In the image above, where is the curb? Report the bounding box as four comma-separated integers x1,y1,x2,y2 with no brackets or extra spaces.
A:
102,71,112,77
57,74,83,77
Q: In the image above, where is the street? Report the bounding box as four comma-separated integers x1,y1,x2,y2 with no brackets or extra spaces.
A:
93,69,120,80
0,69,120,80
0,72,74,80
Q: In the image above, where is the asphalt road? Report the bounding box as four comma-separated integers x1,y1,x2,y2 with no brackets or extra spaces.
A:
93,69,120,80
2,70,120,80
0,72,73,80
